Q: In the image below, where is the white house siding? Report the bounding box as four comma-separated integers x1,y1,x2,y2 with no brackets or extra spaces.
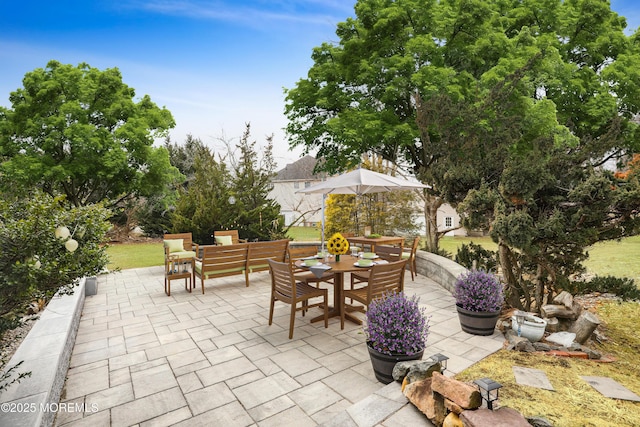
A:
438,203,466,236
269,180,324,226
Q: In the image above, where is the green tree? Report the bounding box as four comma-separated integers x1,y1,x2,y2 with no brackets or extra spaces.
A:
229,124,285,241
285,0,640,310
171,144,233,244
170,124,284,243
0,60,181,208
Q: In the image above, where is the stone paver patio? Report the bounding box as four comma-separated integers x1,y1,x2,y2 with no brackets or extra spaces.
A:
53,266,504,426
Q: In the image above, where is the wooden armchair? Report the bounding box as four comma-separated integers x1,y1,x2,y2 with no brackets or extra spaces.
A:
163,233,197,296
341,259,407,329
213,230,247,245
402,236,421,281
287,246,335,288
267,259,328,339
350,245,402,289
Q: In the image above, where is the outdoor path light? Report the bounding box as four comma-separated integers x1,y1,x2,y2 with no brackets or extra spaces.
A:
474,377,502,410
429,353,449,374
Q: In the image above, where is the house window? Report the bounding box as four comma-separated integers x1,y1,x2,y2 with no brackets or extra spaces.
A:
294,182,299,189
445,217,452,228
305,181,311,188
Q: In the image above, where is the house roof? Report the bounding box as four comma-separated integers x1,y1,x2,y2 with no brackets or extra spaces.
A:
275,156,325,181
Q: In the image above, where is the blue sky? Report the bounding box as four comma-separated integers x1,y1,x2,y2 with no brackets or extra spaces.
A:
1,1,638,168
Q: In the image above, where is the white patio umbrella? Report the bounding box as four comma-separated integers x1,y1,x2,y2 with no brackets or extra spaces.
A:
296,168,429,251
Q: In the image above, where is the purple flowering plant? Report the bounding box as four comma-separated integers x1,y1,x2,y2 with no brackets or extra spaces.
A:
365,292,430,356
454,269,504,312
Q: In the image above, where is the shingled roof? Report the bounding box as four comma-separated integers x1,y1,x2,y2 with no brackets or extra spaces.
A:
275,155,325,181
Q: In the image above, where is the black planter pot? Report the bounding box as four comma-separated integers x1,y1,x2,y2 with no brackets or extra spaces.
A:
456,304,500,336
367,344,424,384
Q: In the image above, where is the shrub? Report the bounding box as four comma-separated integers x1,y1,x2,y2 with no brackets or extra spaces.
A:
365,292,430,356
566,275,639,301
454,269,504,312
455,242,498,272
0,191,111,325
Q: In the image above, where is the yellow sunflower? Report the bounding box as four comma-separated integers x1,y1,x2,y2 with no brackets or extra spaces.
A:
327,233,350,255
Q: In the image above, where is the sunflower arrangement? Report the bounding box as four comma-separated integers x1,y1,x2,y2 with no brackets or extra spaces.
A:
327,232,350,257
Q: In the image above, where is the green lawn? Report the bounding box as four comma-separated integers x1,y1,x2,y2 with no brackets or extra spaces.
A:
106,242,164,271
286,226,322,241
105,232,639,283
438,235,640,283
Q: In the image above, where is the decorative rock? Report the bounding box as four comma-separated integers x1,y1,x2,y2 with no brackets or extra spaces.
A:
444,397,464,415
431,372,482,410
392,359,425,381
584,347,602,360
443,412,464,427
460,407,531,427
405,360,441,385
546,331,576,347
515,339,536,352
532,342,552,352
505,330,535,352
552,290,574,309
527,416,555,427
545,317,559,332
403,379,436,418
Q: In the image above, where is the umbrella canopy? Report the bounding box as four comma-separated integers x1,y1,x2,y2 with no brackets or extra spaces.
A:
296,168,429,250
297,168,429,195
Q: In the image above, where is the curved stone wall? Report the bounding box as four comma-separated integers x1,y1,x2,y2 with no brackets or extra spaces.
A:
414,250,467,294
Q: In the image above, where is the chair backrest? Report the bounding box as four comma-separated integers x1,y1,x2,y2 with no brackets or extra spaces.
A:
376,245,403,262
247,240,290,272
268,259,296,299
164,233,194,251
199,243,249,276
405,236,420,257
214,230,243,245
287,246,318,262
366,260,407,302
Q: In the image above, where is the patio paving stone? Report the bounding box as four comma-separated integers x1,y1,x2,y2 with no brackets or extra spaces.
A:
53,265,504,426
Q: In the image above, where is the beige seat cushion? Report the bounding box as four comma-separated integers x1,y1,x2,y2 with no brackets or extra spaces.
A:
164,239,184,253
214,235,233,245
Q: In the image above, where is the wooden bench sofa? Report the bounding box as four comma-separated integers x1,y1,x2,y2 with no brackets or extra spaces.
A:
194,239,289,293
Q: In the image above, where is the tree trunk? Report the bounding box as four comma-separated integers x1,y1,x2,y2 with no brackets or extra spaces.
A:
541,303,581,320
552,291,574,309
569,311,601,344
498,240,523,309
423,194,443,253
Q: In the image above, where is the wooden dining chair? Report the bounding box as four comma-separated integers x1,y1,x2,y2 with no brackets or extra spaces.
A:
287,246,335,288
350,245,403,289
402,236,421,281
267,259,329,339
341,259,407,329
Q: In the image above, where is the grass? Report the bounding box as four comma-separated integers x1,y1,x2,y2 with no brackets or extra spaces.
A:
438,235,639,283
106,242,164,271
286,226,322,241
583,235,640,283
455,302,640,427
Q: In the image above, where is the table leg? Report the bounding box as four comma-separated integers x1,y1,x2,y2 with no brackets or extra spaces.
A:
311,272,362,326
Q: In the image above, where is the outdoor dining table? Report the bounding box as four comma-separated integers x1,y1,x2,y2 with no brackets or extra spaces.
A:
346,235,405,252
295,254,372,328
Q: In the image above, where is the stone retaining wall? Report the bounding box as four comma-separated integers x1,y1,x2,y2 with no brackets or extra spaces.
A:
415,251,467,294
0,278,87,427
